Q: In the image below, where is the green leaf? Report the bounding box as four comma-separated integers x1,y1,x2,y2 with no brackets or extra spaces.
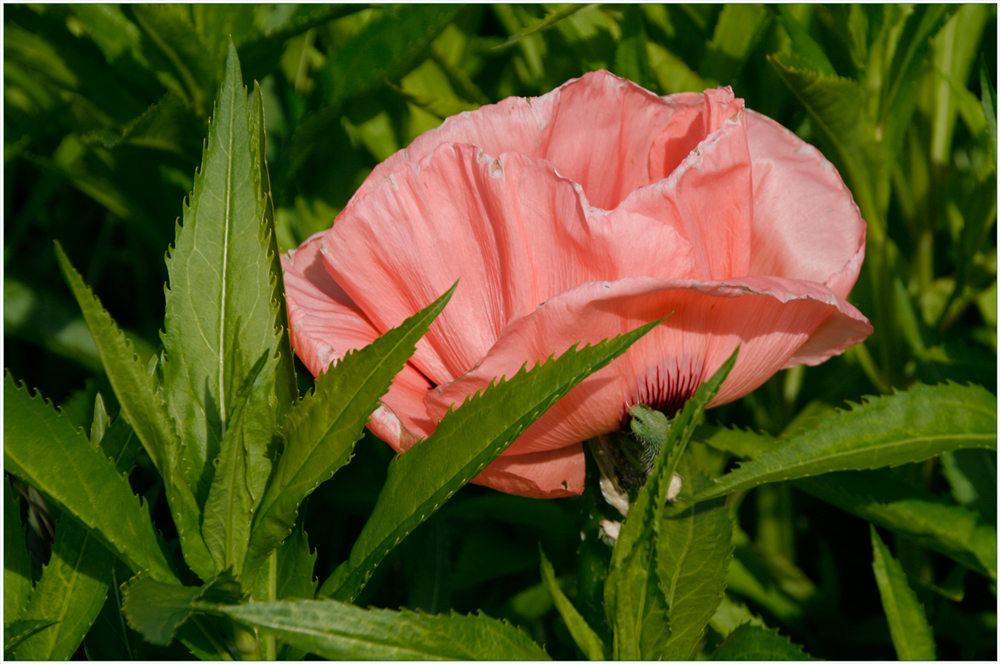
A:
4,620,57,655
494,4,596,49
323,5,463,106
540,548,606,661
13,517,114,660
98,411,142,476
323,321,659,602
605,347,739,660
161,41,287,514
774,6,836,76
710,623,816,660
245,285,456,582
797,469,997,580
981,55,997,168
122,573,243,647
701,4,771,85
656,497,733,659
870,527,937,660
54,243,215,581
203,599,551,660
275,522,318,601
4,374,177,584
201,351,270,577
708,595,767,638
4,478,32,622
695,382,997,501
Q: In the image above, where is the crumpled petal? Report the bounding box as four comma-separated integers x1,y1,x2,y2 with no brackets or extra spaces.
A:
347,70,689,211
322,142,694,385
426,276,871,461
282,231,435,451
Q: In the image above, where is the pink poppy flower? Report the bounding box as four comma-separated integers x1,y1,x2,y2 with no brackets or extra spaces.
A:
281,71,872,499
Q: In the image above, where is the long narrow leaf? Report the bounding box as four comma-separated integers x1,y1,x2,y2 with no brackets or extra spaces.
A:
605,348,739,660
540,548,605,661
4,374,177,584
695,382,997,501
324,322,660,602
4,478,32,621
244,285,456,581
203,599,550,660
55,244,215,580
870,527,937,660
160,41,285,510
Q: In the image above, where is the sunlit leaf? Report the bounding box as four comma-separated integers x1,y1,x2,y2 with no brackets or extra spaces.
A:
695,382,997,501
55,243,215,580
245,285,455,583
204,599,551,660
870,527,936,660
4,374,177,585
325,322,659,603
13,517,113,660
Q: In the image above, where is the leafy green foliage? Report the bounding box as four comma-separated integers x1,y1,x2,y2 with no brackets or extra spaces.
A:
13,517,113,660
870,527,937,660
655,497,733,659
4,374,176,584
5,5,997,661
204,599,551,660
4,479,32,622
604,348,738,660
245,286,456,582
696,382,997,501
710,623,816,661
325,322,658,603
122,573,242,647
55,242,215,581
540,547,606,660
160,41,287,510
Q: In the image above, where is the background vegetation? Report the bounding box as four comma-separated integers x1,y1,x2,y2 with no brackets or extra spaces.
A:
4,4,997,660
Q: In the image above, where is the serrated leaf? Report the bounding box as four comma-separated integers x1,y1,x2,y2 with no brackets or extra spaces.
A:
695,383,997,501
4,620,57,655
203,599,551,660
55,243,215,580
161,41,287,515
774,6,836,76
4,374,177,584
245,285,456,582
605,348,738,660
870,527,937,660
5,478,32,622
710,623,816,660
708,595,767,638
797,469,997,580
202,351,270,577
540,548,606,661
122,572,243,647
655,498,733,659
13,516,113,660
323,322,659,603
98,412,142,476
323,5,463,106
275,522,317,601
